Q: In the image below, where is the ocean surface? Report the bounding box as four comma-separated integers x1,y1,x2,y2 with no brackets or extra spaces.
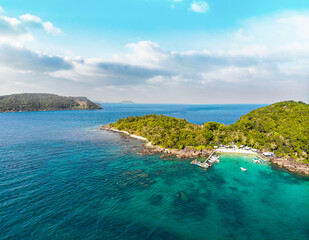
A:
0,104,308,240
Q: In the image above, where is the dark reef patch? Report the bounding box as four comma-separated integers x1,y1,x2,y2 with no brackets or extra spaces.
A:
172,190,210,220
148,194,164,206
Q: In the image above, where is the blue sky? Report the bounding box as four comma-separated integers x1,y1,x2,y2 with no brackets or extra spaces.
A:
0,0,308,103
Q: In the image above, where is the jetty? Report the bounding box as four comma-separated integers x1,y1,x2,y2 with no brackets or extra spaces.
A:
204,149,218,163
190,149,220,169
190,145,273,170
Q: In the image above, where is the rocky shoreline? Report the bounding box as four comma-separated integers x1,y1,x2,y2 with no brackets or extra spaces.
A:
271,158,309,176
139,144,212,158
101,125,212,158
101,125,309,176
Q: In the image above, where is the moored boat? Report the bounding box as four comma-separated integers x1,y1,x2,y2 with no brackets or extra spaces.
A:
240,167,247,171
197,162,210,169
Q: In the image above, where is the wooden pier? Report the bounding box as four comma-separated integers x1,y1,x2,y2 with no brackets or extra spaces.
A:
203,149,217,163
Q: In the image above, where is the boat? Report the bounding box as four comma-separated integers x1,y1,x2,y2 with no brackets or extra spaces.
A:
240,167,247,172
197,162,210,169
209,155,220,163
252,157,266,164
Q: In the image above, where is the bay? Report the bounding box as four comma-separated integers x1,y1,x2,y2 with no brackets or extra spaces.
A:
0,103,308,240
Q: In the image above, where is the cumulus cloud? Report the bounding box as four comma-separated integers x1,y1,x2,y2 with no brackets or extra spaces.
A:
0,44,72,72
0,11,61,44
0,16,27,36
42,21,62,35
19,14,41,23
96,62,169,84
190,1,209,13
19,14,62,35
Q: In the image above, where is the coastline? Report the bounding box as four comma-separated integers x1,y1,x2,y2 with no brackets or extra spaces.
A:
271,158,309,175
101,125,212,158
101,125,309,175
103,127,148,141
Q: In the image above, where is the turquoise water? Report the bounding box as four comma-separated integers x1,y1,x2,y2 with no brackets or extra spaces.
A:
0,104,308,240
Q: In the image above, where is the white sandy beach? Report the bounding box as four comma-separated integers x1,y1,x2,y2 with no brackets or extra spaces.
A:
216,148,256,154
108,128,148,141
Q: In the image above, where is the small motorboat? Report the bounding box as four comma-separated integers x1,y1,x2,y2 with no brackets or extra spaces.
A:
252,158,261,164
240,167,247,172
197,162,210,169
209,155,220,163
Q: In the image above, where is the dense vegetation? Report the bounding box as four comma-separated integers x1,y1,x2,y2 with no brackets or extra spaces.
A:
0,93,101,112
110,101,309,163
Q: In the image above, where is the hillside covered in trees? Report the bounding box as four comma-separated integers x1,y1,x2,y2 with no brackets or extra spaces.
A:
109,101,309,163
0,93,102,112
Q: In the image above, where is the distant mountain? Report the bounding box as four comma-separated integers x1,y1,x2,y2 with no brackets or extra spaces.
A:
0,93,102,112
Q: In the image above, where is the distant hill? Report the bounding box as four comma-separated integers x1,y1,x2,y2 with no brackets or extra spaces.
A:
0,93,102,112
109,100,308,163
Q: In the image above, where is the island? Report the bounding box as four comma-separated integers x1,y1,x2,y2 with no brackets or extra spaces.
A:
102,100,309,175
0,93,102,112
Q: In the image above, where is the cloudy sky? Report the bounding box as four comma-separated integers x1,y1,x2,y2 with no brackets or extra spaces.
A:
0,0,308,103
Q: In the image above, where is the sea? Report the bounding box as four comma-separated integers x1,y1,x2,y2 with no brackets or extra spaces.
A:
0,104,308,240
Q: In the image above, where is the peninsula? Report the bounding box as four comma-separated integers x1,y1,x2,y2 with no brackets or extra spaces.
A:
0,93,102,112
102,101,309,175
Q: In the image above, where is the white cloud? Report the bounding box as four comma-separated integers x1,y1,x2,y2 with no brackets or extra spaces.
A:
190,1,209,13
0,6,4,14
0,44,72,72
42,21,62,35
0,16,34,42
20,14,41,23
19,14,62,35
0,11,62,45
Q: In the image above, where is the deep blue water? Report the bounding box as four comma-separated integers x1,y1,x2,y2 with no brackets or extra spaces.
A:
0,104,308,240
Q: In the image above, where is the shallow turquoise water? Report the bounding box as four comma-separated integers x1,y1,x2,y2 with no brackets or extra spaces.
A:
0,104,308,240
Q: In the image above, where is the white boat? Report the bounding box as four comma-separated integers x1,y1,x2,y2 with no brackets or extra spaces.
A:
209,155,220,161
197,162,210,169
240,167,247,172
252,158,261,164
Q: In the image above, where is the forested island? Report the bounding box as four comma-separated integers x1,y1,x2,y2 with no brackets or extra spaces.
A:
104,101,309,174
0,93,102,112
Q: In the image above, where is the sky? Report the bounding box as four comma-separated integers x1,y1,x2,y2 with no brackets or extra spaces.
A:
0,0,308,103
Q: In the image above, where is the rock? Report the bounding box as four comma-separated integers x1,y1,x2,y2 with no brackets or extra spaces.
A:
175,191,189,201
139,182,150,188
122,169,143,175
271,158,309,175
136,173,149,178
142,144,212,159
